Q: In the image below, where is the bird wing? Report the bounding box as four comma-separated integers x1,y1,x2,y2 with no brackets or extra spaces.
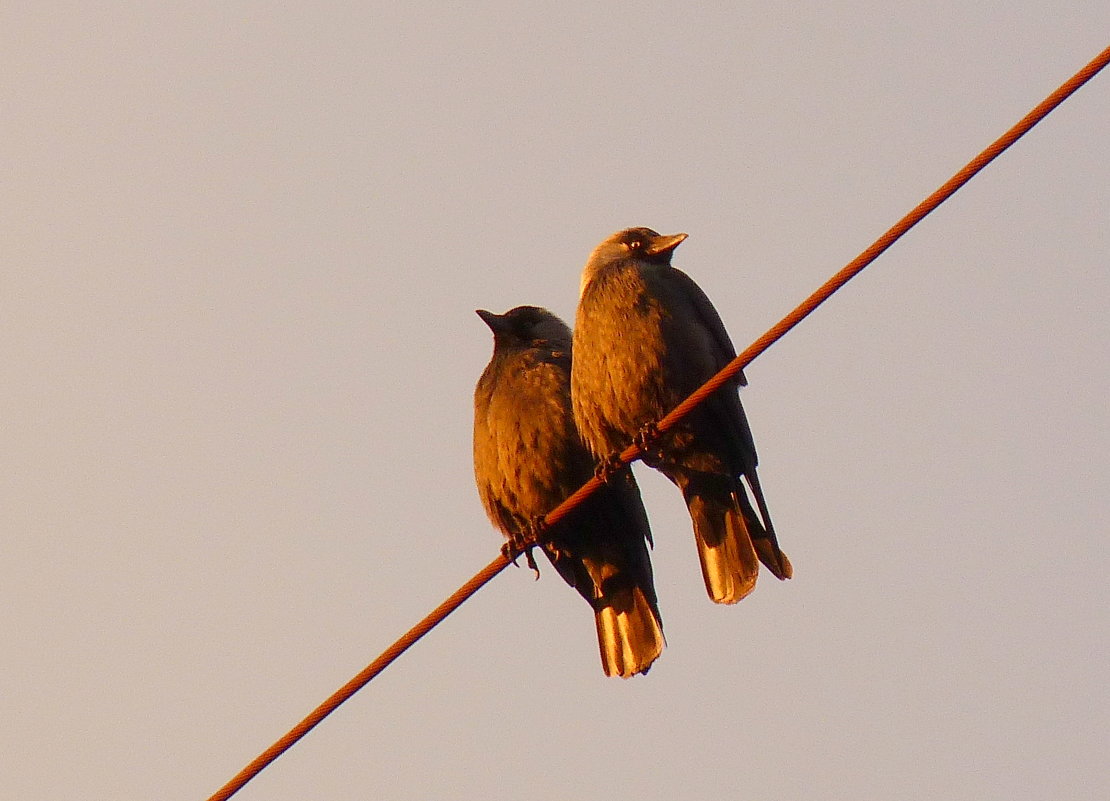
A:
667,268,746,386
664,267,759,472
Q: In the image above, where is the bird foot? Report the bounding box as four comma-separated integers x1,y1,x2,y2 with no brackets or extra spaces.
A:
593,452,626,483
501,520,544,579
633,421,666,467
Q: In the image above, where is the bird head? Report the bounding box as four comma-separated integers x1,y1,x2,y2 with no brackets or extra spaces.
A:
580,227,688,295
476,306,572,349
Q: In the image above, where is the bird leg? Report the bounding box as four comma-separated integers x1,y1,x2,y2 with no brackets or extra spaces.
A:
523,516,548,578
633,420,666,468
593,451,627,483
501,536,540,577
500,519,544,579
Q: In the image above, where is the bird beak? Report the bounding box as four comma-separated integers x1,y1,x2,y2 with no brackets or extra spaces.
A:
476,308,506,332
644,232,688,256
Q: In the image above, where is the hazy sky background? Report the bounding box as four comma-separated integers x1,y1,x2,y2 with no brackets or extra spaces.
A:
3,4,1107,800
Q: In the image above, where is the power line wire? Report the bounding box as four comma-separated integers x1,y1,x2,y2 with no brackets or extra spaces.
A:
205,42,1110,801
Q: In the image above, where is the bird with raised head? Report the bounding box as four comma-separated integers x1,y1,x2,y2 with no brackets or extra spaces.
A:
571,228,792,605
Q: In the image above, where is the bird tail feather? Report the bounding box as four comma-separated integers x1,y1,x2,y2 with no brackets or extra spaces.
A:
595,585,665,678
684,486,760,604
739,471,793,580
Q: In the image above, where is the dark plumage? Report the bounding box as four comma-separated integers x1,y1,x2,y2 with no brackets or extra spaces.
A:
473,305,664,677
572,228,792,604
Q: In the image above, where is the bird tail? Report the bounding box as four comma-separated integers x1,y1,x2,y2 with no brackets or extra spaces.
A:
675,468,792,603
557,536,664,677
544,470,664,677
677,474,760,604
595,584,665,678
737,469,793,580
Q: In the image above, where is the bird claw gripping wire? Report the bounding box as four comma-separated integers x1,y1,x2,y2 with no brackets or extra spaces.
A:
593,451,627,484
632,420,666,468
501,519,544,579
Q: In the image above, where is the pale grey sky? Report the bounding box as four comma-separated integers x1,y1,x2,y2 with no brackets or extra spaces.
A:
3,3,1108,800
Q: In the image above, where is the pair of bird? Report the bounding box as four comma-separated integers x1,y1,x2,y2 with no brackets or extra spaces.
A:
473,227,792,679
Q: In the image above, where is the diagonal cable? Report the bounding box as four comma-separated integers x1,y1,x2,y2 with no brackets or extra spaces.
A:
206,42,1110,801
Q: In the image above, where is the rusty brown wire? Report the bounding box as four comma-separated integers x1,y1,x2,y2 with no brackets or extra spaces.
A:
206,42,1110,801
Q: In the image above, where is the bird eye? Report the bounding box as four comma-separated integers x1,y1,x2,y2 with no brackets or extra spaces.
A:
628,240,641,250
